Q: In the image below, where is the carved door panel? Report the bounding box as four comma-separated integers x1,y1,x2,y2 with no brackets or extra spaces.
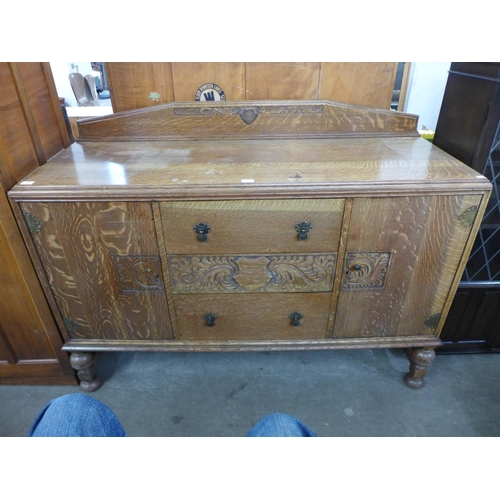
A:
333,195,483,338
20,201,173,341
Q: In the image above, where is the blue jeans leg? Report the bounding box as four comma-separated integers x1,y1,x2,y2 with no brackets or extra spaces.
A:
29,394,127,437
246,413,316,437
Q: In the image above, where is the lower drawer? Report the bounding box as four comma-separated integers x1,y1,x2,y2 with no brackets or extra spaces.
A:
173,293,332,340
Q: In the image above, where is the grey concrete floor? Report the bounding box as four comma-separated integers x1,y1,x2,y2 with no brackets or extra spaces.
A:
1,349,500,437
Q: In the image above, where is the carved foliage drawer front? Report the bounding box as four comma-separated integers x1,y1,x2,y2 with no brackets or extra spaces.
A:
158,199,345,255
21,201,173,341
168,253,337,293
174,293,332,340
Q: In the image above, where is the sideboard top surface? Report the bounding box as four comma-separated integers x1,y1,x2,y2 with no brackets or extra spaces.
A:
8,100,491,201
9,136,490,201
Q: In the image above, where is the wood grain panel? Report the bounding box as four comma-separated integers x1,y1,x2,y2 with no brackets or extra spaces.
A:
17,62,68,161
174,293,332,340
171,63,245,101
10,137,488,204
24,202,173,341
105,62,175,112
0,63,39,190
333,195,481,338
0,194,59,360
245,63,321,100
103,62,396,111
168,253,337,293
0,362,77,385
0,322,17,363
75,100,418,142
319,63,398,109
21,202,94,340
159,199,345,255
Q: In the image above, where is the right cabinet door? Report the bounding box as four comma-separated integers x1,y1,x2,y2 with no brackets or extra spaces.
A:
333,195,483,339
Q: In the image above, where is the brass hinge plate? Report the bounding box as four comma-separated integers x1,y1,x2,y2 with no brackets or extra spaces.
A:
22,211,44,234
458,205,479,228
424,313,442,329
63,317,79,334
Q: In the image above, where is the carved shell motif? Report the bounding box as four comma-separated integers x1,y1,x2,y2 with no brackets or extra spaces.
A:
342,252,392,290
113,255,164,293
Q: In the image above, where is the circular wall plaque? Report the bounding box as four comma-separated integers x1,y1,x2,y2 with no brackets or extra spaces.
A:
195,83,226,101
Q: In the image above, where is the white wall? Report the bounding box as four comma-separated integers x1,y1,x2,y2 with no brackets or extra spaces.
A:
50,62,97,107
403,62,451,131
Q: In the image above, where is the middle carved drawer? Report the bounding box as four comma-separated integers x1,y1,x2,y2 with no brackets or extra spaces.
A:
167,253,337,293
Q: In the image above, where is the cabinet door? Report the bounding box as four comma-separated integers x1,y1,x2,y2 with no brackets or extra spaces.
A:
333,195,483,338
21,202,173,341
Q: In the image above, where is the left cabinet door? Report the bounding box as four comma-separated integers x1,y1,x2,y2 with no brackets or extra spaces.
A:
20,201,173,341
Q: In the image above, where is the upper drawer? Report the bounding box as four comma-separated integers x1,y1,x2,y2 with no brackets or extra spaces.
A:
158,199,345,255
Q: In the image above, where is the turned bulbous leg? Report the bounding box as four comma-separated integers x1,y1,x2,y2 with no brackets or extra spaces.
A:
69,351,101,392
404,347,436,389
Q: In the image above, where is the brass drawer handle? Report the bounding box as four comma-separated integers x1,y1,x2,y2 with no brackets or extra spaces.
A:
194,222,210,242
289,311,303,326
204,312,217,327
295,221,312,241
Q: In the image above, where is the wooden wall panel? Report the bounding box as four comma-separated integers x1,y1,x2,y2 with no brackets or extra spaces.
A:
0,63,40,191
319,62,398,109
105,62,175,112
171,62,246,101
106,63,397,113
0,62,75,385
18,62,68,162
0,189,62,360
245,62,320,100
0,322,17,364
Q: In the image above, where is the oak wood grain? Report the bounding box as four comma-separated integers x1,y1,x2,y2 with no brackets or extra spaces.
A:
327,198,353,336
75,100,418,142
17,62,69,161
21,202,95,340
173,293,332,340
171,62,246,101
0,63,40,191
333,195,483,339
0,190,65,361
159,199,344,255
0,362,77,385
6,93,492,390
319,63,398,109
23,202,173,341
105,62,175,112
103,62,398,111
152,202,179,339
167,253,337,293
9,136,490,203
245,63,321,100
0,62,75,381
0,322,17,364
63,336,442,352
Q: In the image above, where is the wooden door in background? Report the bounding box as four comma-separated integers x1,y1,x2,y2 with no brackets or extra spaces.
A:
0,62,76,385
105,62,398,113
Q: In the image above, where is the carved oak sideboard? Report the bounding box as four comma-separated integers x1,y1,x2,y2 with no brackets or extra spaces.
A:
8,100,492,391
